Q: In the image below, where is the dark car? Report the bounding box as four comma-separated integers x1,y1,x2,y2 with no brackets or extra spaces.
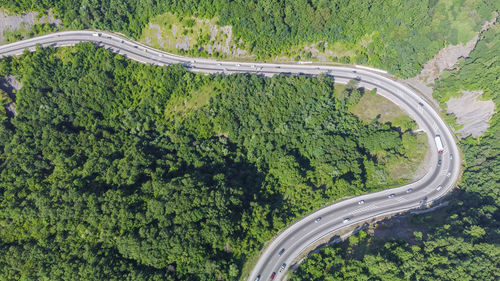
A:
254,275,261,281
388,193,396,198
438,159,442,166
278,248,285,256
270,272,276,280
279,263,287,273
406,188,413,193
315,217,322,223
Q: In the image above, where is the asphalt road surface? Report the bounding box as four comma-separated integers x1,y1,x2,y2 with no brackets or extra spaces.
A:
0,31,461,281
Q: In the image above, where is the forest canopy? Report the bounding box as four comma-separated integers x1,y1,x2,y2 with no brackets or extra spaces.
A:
0,44,421,280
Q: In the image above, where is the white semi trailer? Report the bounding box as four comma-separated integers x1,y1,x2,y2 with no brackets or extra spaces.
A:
434,135,444,154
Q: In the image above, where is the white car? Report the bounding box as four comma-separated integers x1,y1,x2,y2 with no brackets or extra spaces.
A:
358,200,365,205
436,185,442,191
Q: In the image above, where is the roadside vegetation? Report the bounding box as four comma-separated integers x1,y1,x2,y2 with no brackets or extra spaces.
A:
0,43,424,280
1,0,498,77
2,22,58,43
347,85,427,187
291,20,500,281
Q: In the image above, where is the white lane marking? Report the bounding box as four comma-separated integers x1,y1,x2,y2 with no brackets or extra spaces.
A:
432,122,439,131
441,169,449,176
395,197,408,203
351,204,378,215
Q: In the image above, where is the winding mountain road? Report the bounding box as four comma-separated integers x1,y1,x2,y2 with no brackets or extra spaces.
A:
0,31,461,281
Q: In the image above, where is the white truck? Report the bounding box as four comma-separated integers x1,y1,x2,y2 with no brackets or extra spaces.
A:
434,135,444,154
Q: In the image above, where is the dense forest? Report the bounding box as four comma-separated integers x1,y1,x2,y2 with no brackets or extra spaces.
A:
1,0,499,77
292,21,500,281
0,44,417,280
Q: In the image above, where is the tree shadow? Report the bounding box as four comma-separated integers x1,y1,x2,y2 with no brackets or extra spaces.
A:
0,75,19,101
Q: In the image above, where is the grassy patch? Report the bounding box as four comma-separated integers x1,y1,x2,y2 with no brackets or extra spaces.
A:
164,83,216,122
350,91,417,131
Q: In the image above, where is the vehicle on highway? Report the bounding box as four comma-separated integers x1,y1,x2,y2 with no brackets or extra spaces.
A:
254,274,261,281
358,200,365,205
278,248,285,256
450,153,453,159
343,218,350,223
407,188,413,193
315,217,322,223
279,263,287,273
436,185,442,191
447,172,451,177
270,272,276,280
438,159,442,166
434,135,444,154
388,194,396,198
236,63,241,67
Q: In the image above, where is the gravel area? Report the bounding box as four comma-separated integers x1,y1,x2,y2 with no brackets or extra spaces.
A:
446,91,496,138
0,10,61,44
